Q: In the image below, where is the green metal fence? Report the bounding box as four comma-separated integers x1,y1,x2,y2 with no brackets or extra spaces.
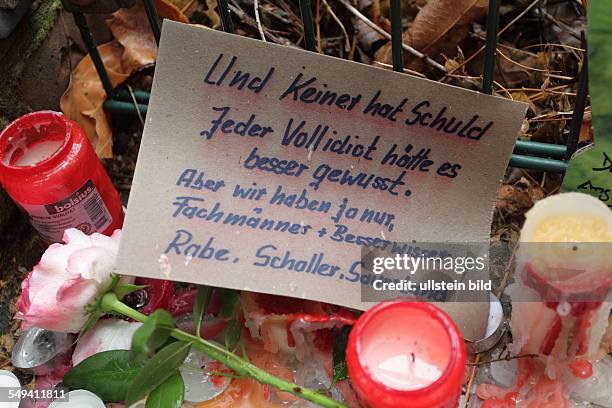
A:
72,0,588,173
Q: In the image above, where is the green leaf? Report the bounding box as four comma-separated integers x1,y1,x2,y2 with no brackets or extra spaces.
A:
63,350,147,402
115,284,148,299
125,341,192,407
132,309,175,356
218,289,240,318
193,286,213,337
224,320,242,351
145,372,184,408
331,327,351,386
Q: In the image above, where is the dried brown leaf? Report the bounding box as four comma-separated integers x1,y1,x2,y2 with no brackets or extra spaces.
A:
61,0,188,158
411,0,487,53
496,177,544,222
510,92,537,115
60,42,130,158
107,0,188,71
374,0,487,71
579,110,592,144
204,0,221,29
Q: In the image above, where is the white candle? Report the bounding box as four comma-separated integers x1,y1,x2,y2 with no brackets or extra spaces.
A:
0,370,21,408
13,140,63,166
48,390,105,408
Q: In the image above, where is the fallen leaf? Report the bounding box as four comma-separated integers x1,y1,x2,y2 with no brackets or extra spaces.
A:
60,42,130,158
510,92,537,115
108,0,188,71
375,0,488,71
579,109,592,144
496,177,545,223
61,0,188,158
204,0,221,29
410,0,488,55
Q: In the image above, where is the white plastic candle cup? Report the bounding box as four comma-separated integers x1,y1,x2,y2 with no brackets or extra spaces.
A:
0,370,21,408
48,390,105,408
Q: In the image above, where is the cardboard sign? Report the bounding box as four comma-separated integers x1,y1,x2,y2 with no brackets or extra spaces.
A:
117,21,527,339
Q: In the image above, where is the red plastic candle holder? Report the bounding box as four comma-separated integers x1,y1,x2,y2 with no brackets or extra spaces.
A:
347,300,466,408
0,111,124,242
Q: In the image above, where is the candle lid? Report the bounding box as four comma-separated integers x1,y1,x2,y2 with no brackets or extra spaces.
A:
48,390,105,408
347,300,466,408
12,327,74,375
0,370,21,408
465,293,507,353
180,345,231,402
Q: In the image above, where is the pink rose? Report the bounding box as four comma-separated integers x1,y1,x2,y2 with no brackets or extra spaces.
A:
72,319,142,366
16,228,125,333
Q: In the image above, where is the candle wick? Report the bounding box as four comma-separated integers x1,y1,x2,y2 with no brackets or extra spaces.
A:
410,352,415,363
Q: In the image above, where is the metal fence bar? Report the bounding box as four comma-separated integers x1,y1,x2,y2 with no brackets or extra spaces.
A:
217,0,234,33
509,154,568,173
73,12,114,97
78,0,574,174
114,89,151,104
514,140,567,159
143,0,162,44
564,52,588,160
104,99,149,115
299,0,317,51
482,0,501,94
390,0,403,72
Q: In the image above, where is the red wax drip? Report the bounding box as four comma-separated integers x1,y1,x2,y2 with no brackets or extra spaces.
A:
569,360,593,379
540,315,562,356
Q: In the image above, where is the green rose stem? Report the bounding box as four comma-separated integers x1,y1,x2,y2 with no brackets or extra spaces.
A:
100,293,348,408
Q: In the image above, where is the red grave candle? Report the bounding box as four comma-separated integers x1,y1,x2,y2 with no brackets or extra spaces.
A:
0,111,124,242
347,300,466,408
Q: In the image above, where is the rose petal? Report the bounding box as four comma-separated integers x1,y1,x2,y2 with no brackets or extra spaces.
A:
72,319,142,366
67,246,116,283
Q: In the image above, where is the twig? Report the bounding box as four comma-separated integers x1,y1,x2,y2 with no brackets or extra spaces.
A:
464,354,481,405
127,85,145,127
493,80,513,99
321,0,350,52
467,353,539,366
180,0,196,14
497,48,550,73
315,0,322,52
373,61,426,78
336,0,447,72
496,241,518,299
228,2,293,45
446,0,542,77
254,0,267,41
523,42,585,52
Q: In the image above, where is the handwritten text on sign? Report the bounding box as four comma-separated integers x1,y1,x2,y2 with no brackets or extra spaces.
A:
117,22,526,334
